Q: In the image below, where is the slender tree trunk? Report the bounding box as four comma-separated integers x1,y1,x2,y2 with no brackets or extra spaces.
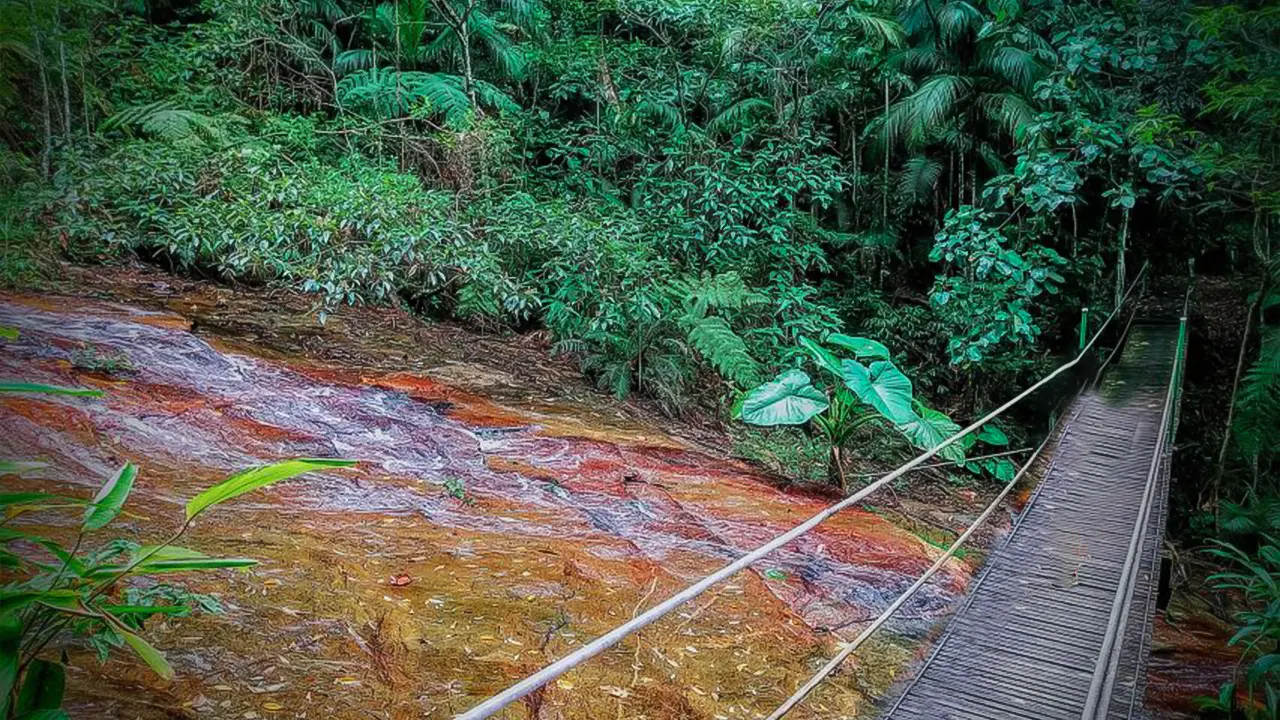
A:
1205,291,1257,514
57,2,72,150
1115,207,1130,308
882,77,889,230
30,0,52,178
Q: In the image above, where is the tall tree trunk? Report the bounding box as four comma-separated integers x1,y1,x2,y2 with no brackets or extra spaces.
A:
30,0,52,178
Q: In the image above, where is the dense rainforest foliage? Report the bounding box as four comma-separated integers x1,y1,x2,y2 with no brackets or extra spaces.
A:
1,0,1278,713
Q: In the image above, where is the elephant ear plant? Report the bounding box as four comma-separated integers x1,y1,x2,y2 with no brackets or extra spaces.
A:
0,329,354,719
735,334,986,489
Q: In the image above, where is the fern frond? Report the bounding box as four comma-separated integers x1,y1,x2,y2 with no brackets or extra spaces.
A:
99,101,237,147
684,315,762,387
1234,326,1280,459
630,100,682,130
705,98,774,137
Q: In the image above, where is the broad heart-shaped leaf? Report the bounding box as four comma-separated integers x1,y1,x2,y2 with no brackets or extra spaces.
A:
798,336,842,377
840,360,916,425
827,334,891,361
16,659,65,715
185,458,357,520
897,406,965,462
975,424,1009,446
0,383,103,398
84,463,138,531
737,369,829,426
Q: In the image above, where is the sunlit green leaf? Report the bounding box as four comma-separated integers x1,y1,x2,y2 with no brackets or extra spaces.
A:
185,459,356,520
0,327,16,340
897,406,965,462
827,334,891,360
84,463,138,531
737,370,829,426
798,336,842,376
840,360,916,425
976,424,1009,446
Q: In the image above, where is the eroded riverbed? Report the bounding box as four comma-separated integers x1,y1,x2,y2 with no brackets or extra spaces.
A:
0,276,971,720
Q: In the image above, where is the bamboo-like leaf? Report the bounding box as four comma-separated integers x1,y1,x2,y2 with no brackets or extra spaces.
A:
0,493,83,507
84,463,138,531
117,626,173,680
0,383,103,397
185,459,356,520
0,460,48,476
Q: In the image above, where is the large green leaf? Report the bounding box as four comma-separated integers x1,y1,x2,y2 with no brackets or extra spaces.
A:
16,659,65,715
798,336,842,376
897,406,965,462
0,327,17,339
185,459,357,520
976,424,1009,446
840,360,916,425
0,383,103,398
737,369,830,426
84,463,138,531
827,334,891,360
0,612,20,718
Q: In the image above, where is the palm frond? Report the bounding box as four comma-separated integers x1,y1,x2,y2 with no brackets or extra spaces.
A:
979,91,1036,141
982,44,1042,94
844,10,906,48
899,155,943,204
335,49,377,75
337,68,519,126
936,1,983,46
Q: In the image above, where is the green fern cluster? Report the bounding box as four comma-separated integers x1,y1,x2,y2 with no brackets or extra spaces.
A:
99,102,240,147
1234,262,1280,462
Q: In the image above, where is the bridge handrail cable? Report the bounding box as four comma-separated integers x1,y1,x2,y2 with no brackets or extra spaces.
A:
1080,281,1190,719
454,262,1151,720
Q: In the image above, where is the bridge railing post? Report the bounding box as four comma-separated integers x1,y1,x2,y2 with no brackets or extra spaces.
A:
1079,307,1090,351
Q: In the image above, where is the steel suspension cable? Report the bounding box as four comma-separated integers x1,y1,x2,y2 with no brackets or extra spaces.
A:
764,433,1055,720
454,262,1149,720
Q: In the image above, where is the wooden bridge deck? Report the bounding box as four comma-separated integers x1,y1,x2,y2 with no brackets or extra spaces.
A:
884,324,1178,720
